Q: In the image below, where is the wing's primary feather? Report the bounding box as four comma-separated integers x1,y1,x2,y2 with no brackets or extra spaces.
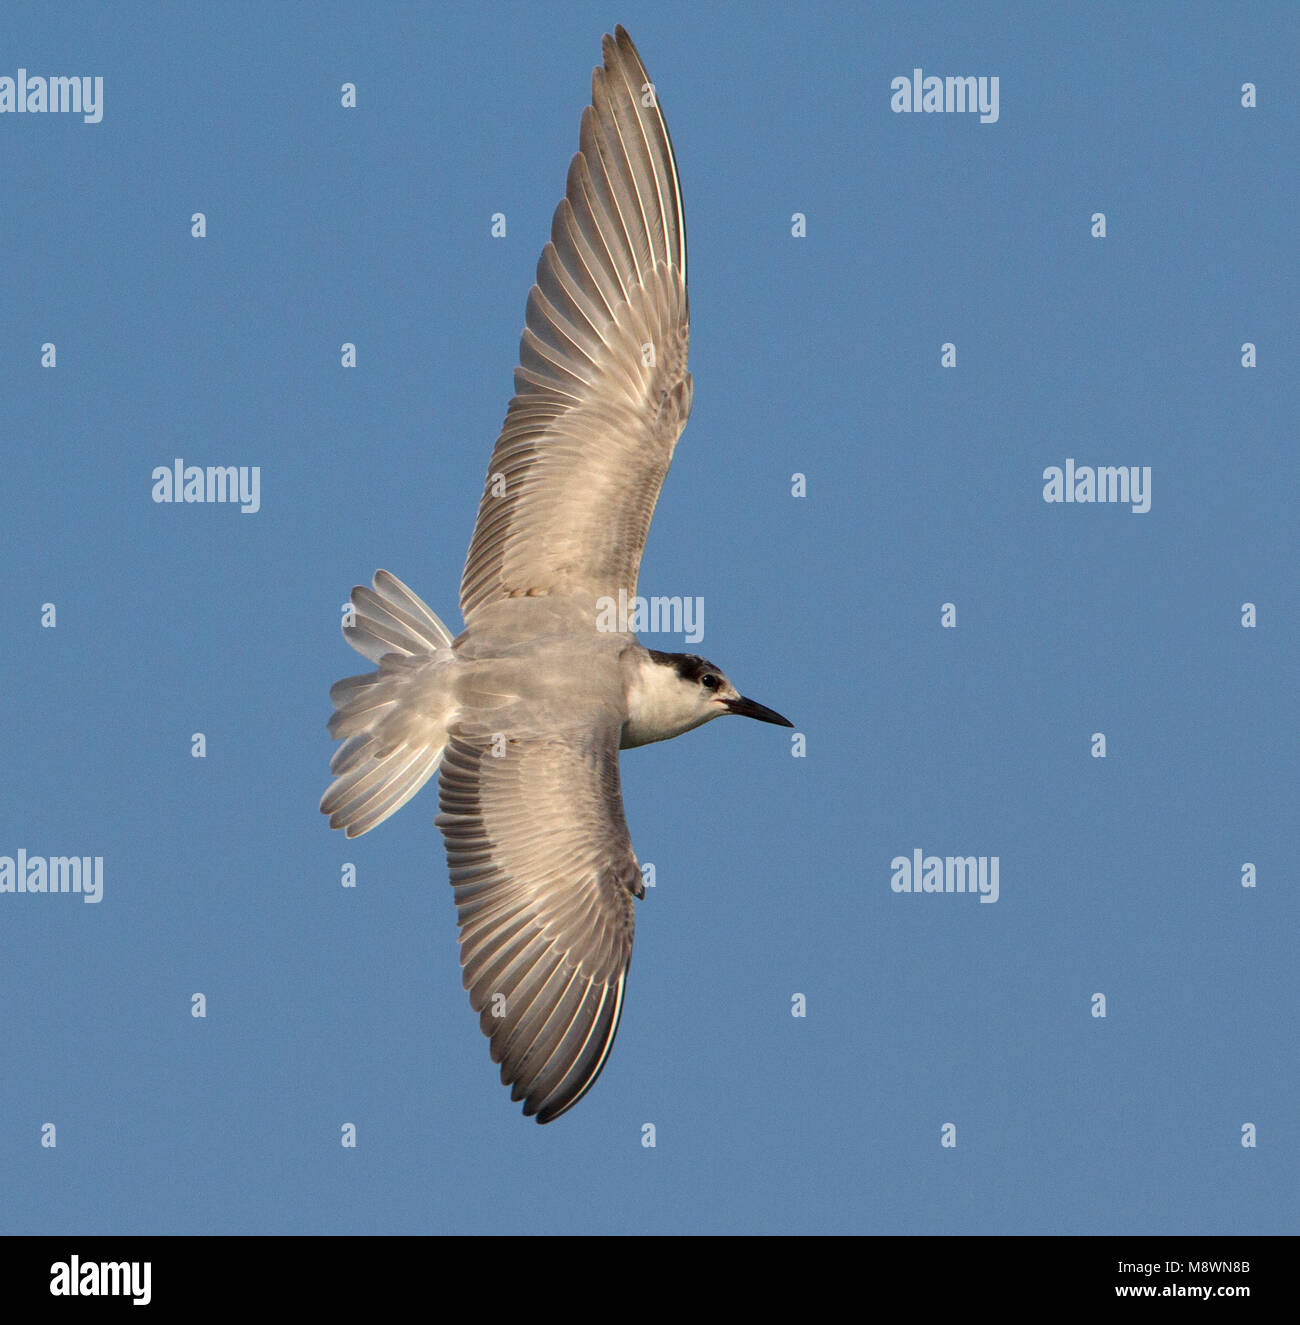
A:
436,717,642,1122
459,26,691,621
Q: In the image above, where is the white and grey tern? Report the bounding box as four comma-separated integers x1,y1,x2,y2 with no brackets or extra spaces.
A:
321,26,792,1123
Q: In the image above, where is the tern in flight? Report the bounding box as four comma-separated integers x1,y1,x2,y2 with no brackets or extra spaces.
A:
321,26,792,1122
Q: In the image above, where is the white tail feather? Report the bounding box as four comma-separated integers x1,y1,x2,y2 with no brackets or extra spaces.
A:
321,570,456,837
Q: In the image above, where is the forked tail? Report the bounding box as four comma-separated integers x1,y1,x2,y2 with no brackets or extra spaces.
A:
320,570,456,838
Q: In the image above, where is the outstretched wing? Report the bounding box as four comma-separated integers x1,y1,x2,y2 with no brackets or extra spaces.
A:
460,25,691,621
436,716,643,1122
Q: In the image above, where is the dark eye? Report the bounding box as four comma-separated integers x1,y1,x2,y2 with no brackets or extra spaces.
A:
702,674,720,691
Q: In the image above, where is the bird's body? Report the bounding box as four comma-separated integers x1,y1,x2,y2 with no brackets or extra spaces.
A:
321,27,790,1123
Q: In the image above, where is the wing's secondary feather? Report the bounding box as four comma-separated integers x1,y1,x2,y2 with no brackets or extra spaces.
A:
460,26,691,621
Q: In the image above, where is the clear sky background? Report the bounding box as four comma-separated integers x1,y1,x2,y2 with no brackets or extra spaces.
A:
2,1,1295,1235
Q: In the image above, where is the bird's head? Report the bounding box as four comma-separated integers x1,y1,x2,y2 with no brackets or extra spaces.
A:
622,649,793,748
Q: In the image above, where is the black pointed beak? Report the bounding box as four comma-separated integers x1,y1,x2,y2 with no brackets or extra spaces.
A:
724,695,794,728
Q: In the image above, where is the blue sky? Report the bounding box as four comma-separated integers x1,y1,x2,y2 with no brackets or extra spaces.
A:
2,0,1296,1234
